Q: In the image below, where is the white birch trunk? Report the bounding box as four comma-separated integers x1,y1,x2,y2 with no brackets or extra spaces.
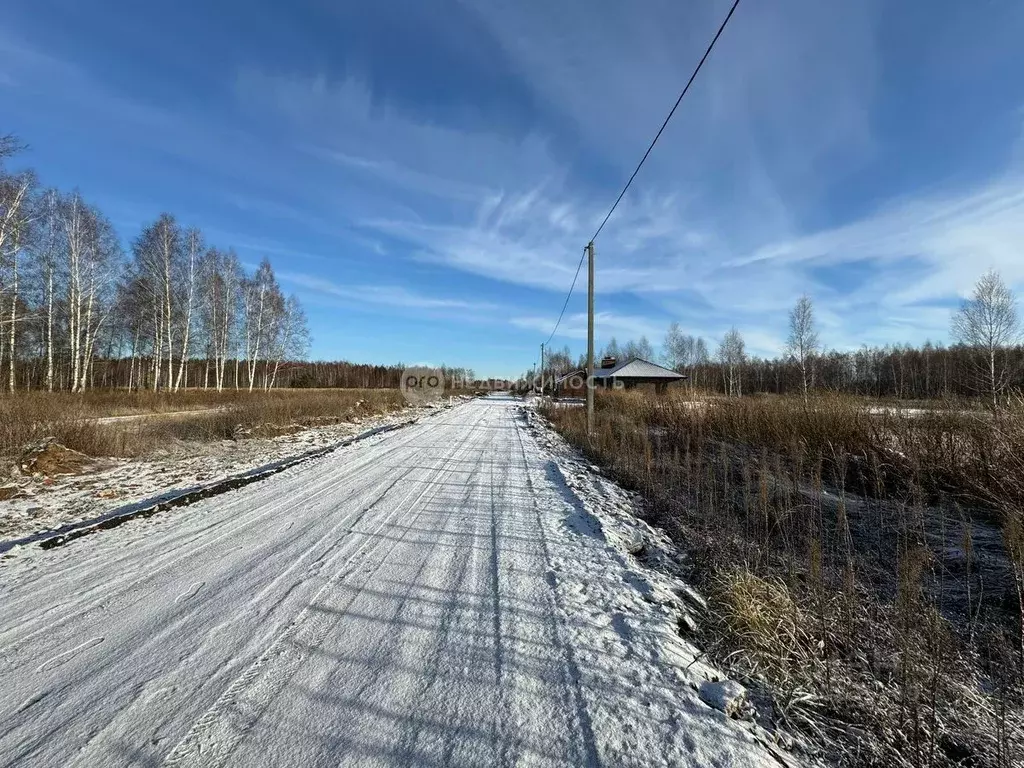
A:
174,238,197,392
9,245,17,392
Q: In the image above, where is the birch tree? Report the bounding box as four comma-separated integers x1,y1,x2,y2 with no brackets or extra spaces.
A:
242,258,279,391
213,249,242,391
662,323,705,390
0,165,35,391
173,227,202,391
58,192,121,391
952,269,1019,410
718,327,745,397
602,337,621,361
622,336,654,361
787,294,819,402
115,272,150,390
132,214,186,390
200,247,240,391
267,295,310,389
59,192,88,391
32,189,62,391
662,322,686,371
0,135,24,166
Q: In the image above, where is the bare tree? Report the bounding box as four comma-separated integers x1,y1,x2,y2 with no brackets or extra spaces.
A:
787,294,820,402
0,165,36,391
267,295,310,389
131,214,185,390
173,227,202,391
0,132,321,392
198,247,242,391
693,336,709,391
602,337,621,361
242,258,280,391
0,135,27,167
662,322,686,370
59,192,89,391
718,327,745,397
663,323,705,391
58,192,121,391
114,270,150,391
952,269,1020,410
32,189,62,391
622,336,654,361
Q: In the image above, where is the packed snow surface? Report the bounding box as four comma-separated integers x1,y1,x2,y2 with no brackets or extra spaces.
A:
0,403,429,543
0,396,795,767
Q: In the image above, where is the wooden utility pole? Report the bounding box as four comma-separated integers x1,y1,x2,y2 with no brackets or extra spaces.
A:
586,241,595,435
540,342,545,396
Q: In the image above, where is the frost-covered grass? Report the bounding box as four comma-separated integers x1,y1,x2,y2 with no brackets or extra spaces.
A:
542,390,1024,767
0,388,406,458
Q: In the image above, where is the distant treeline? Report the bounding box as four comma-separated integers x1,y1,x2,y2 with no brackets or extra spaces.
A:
538,336,1024,402
287,362,476,390
534,279,1023,403
689,343,1024,400
2,358,476,392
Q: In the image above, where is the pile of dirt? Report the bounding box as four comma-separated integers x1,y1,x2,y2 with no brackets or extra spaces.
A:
19,439,93,477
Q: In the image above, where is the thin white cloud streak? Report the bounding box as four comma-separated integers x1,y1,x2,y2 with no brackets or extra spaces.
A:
278,271,498,312
11,3,1022,366
729,177,1024,308
242,48,1024,360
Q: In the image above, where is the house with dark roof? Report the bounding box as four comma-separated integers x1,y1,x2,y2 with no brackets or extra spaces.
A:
552,357,686,397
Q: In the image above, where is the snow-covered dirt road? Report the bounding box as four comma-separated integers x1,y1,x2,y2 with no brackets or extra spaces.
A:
0,396,792,767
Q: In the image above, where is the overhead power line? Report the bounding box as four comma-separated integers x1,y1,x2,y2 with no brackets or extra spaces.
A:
589,0,742,244
543,246,587,348
541,0,741,349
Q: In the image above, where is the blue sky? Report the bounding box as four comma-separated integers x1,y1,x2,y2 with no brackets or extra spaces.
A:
2,0,1023,379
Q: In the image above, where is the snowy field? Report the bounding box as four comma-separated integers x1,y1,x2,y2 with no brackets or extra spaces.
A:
0,402,441,546
0,396,799,767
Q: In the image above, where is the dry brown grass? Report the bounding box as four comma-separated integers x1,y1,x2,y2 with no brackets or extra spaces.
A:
543,390,1024,767
0,388,406,459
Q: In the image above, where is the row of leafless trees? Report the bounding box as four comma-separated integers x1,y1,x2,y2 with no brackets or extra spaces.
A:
692,276,1022,404
0,134,310,392
536,272,1022,404
288,363,476,389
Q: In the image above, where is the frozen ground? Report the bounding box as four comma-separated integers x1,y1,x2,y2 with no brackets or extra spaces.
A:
0,396,801,767
0,401,450,544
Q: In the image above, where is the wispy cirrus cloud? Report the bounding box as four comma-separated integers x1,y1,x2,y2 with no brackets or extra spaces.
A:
243,40,1024,358
278,271,498,313
8,0,1023,374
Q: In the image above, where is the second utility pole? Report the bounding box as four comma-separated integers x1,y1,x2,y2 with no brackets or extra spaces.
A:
586,241,595,436
540,342,545,396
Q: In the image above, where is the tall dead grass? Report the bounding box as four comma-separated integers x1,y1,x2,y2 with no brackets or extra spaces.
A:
543,390,1024,767
0,389,406,459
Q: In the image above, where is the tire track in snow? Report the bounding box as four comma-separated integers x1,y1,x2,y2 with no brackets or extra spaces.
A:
387,424,491,765
1,409,486,767
0,399,798,768
174,583,205,604
36,637,104,673
161,406,492,767
0,414,438,606
62,409,496,768
60,459,434,768
0,419,442,653
512,411,601,767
